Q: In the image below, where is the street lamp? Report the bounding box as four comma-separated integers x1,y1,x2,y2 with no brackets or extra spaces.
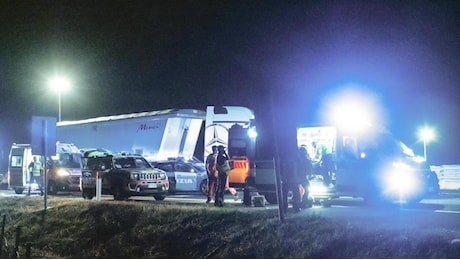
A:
49,77,71,122
418,127,434,161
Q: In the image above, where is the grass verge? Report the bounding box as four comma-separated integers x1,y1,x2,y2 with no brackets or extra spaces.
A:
0,197,459,258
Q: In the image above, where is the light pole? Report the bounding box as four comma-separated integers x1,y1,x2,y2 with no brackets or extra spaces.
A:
419,127,434,161
49,77,70,122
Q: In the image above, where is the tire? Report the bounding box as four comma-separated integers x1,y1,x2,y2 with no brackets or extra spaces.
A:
262,193,278,204
154,195,166,201
47,180,58,195
14,188,24,194
82,188,95,200
112,180,127,200
199,180,208,195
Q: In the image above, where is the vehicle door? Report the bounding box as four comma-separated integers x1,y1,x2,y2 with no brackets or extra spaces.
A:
8,146,28,190
174,162,197,191
335,135,364,193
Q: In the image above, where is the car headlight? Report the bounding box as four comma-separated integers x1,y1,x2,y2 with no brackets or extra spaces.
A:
82,171,93,177
57,169,70,176
131,173,140,180
380,161,422,199
392,161,412,171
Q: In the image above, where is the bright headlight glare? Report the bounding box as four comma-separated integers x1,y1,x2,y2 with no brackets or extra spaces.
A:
392,162,412,171
248,127,258,139
57,169,70,176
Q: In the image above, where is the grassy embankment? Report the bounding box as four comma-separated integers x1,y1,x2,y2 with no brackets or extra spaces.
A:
0,197,459,258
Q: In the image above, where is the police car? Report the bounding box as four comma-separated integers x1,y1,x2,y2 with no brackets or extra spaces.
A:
150,158,208,195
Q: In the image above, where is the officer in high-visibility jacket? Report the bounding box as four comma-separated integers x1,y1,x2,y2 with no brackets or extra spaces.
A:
27,156,44,196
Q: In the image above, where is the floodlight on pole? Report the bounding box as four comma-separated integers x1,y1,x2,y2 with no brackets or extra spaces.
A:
49,77,71,122
418,127,434,161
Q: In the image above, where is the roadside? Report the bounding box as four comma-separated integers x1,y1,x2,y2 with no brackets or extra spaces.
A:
0,173,7,190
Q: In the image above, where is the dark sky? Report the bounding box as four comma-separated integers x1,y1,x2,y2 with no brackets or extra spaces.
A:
1,0,460,169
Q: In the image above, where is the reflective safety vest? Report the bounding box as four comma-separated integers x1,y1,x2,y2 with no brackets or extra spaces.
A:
30,161,42,176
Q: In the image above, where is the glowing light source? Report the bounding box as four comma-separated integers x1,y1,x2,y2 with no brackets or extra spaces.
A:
418,126,435,161
49,76,71,122
247,127,258,139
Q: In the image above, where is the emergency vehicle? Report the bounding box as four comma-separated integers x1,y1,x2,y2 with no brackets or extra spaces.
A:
81,150,169,201
7,142,83,194
297,125,439,205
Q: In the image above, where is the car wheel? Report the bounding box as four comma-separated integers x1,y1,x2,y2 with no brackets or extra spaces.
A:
112,180,127,200
154,195,166,201
47,181,58,195
199,180,208,195
14,188,24,194
82,188,95,200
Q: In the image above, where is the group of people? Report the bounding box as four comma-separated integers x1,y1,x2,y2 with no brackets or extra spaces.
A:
204,140,333,211
205,145,239,207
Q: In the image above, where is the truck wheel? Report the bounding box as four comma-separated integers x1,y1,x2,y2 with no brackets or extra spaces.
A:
199,180,208,195
154,195,166,201
47,181,58,195
14,188,24,194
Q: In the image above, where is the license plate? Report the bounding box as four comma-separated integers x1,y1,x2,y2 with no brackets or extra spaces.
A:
148,183,157,188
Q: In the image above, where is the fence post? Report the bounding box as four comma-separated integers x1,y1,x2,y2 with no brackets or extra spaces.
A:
0,213,6,257
13,226,21,258
25,242,31,259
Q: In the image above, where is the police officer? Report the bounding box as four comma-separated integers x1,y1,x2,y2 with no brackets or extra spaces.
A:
27,156,44,196
205,145,218,203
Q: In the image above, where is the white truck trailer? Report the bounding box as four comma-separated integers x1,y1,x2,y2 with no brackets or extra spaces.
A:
57,109,206,162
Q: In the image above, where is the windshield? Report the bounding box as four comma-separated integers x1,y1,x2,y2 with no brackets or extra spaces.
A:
85,157,113,170
114,157,152,169
53,153,83,168
357,133,415,159
191,161,206,172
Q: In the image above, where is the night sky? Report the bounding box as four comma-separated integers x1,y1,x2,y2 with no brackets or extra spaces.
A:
1,0,460,172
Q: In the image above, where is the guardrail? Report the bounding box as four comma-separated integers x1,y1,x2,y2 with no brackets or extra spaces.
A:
431,165,460,190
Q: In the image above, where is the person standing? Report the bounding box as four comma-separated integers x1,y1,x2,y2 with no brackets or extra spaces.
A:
205,145,218,203
281,158,302,213
311,141,333,187
27,156,44,196
215,145,231,207
298,146,313,209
